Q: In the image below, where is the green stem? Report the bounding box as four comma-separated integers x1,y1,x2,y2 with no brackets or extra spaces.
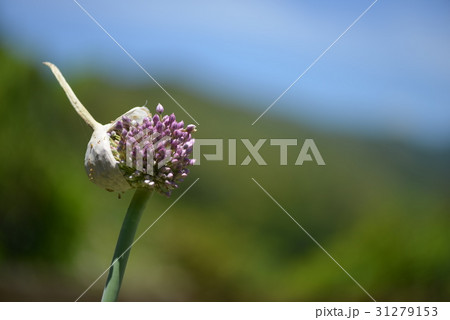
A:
101,188,153,302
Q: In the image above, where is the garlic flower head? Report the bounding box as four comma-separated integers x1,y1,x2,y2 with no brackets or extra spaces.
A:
44,62,196,196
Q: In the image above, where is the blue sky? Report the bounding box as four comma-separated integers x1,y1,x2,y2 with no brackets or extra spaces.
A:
1,0,449,146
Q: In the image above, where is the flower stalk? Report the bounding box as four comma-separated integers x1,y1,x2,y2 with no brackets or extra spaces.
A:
101,187,153,301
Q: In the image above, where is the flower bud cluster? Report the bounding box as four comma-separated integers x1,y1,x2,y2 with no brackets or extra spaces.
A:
108,104,196,196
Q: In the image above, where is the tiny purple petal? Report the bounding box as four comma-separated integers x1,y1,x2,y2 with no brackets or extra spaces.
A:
186,124,196,133
156,103,164,114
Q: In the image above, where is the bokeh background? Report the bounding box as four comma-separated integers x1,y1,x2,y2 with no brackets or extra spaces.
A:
0,0,449,301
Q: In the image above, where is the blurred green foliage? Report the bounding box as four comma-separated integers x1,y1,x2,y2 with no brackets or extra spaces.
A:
0,48,449,301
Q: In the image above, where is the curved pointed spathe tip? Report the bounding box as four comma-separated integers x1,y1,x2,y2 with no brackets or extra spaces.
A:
43,61,101,131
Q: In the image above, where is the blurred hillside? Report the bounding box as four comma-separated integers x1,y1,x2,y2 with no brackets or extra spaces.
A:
0,48,449,301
